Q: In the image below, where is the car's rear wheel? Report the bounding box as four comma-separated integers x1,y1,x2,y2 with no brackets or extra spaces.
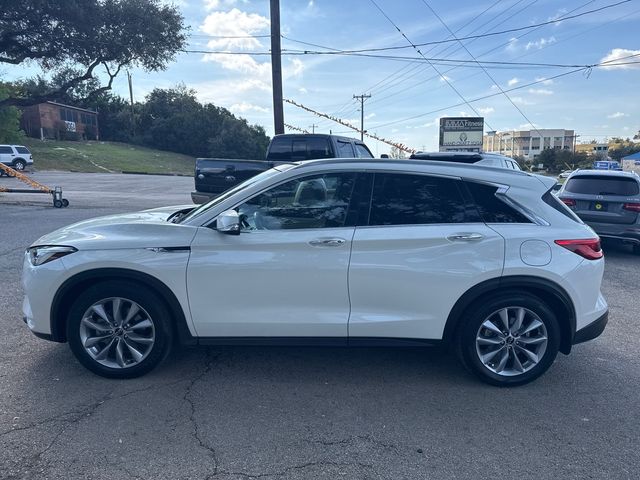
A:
457,293,560,386
67,281,172,378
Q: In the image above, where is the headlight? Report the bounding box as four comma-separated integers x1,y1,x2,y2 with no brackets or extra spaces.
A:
27,245,77,266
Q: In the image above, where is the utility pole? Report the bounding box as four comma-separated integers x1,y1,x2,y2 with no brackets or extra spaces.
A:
127,71,135,136
353,93,371,141
309,124,317,134
270,0,284,135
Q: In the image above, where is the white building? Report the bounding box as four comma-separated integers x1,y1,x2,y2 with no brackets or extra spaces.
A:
483,129,576,161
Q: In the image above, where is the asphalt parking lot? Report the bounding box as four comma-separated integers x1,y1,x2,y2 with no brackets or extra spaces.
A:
1,171,640,480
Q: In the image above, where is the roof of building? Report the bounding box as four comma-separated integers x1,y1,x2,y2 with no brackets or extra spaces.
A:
45,101,97,114
622,151,640,161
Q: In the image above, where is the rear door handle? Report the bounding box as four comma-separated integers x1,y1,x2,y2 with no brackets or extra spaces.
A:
447,233,484,241
309,238,346,247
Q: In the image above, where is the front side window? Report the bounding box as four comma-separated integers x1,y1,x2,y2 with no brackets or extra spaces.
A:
368,173,469,226
237,172,357,230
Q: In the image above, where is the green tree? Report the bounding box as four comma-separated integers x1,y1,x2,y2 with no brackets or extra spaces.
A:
0,83,24,142
0,0,187,107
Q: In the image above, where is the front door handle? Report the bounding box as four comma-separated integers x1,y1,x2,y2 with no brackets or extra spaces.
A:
309,238,346,247
447,232,484,241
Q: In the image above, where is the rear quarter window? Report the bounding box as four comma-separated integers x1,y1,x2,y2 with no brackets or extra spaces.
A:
564,176,640,196
465,181,532,223
15,146,31,154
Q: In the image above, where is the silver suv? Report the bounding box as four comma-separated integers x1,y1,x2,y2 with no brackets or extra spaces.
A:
409,151,522,170
0,144,34,174
559,170,640,254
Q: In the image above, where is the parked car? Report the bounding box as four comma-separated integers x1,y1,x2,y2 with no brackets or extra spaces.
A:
192,134,374,203
559,169,576,179
0,144,33,175
23,158,608,386
558,169,640,254
410,151,522,170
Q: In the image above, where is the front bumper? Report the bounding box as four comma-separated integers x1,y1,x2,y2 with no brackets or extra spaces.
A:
573,309,608,345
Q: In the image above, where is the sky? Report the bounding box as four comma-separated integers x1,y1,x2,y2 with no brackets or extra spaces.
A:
5,0,640,154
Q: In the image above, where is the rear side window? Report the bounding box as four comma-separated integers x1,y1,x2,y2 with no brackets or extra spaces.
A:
354,143,373,158
564,176,639,196
465,181,531,223
15,146,30,154
369,173,469,226
268,137,293,160
336,141,355,158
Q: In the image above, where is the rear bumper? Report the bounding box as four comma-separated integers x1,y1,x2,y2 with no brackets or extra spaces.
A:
585,222,640,245
573,309,608,345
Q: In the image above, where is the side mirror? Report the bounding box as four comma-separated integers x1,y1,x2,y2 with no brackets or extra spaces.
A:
216,209,240,235
380,154,389,159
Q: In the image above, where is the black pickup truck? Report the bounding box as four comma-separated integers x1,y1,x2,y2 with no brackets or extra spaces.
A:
191,134,374,203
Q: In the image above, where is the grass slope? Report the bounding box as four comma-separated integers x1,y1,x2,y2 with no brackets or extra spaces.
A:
23,138,195,175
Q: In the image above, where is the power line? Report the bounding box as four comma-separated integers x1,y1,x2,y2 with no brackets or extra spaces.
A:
367,53,640,130
368,0,494,130
419,0,543,137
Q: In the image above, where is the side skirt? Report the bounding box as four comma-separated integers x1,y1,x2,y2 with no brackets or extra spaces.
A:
196,337,443,347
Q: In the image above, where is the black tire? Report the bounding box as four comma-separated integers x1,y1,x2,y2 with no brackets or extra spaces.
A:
67,280,173,378
457,293,560,387
53,199,63,208
13,159,26,171
62,198,69,207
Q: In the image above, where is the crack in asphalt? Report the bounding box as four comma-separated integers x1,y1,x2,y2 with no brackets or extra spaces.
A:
0,379,188,437
184,348,222,476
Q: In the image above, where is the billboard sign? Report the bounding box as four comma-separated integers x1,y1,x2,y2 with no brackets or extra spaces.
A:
439,117,484,151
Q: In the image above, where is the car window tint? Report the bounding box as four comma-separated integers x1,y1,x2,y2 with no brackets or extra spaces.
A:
369,173,468,226
465,181,531,223
238,172,357,230
291,139,307,161
542,190,582,223
354,143,373,158
268,137,292,160
564,176,639,196
0,146,13,154
336,141,355,158
306,138,332,159
15,146,30,154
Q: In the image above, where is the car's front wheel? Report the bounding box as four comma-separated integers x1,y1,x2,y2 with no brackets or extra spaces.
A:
457,293,560,386
67,281,173,378
13,159,26,171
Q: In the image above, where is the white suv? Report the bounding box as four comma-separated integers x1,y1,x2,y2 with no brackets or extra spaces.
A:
0,144,33,173
22,159,608,386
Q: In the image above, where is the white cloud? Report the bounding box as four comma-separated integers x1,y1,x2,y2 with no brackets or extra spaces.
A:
286,58,305,78
490,84,499,90
365,113,376,120
525,37,556,50
458,111,472,117
477,107,494,115
507,77,519,87
200,9,269,50
439,75,452,83
607,112,629,119
534,76,554,86
600,48,640,69
204,0,241,10
528,88,553,95
298,87,308,94
230,102,269,114
505,38,518,52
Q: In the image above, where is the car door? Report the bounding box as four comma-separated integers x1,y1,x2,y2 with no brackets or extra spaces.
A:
348,172,505,340
187,171,362,338
0,145,14,165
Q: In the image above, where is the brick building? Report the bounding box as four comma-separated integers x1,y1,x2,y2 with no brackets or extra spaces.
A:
21,101,99,140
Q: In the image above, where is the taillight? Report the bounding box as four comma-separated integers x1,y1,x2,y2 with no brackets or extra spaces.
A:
623,203,640,213
555,238,603,260
560,197,576,207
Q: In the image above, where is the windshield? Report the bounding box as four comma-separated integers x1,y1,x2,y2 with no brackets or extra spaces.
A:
179,164,296,223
